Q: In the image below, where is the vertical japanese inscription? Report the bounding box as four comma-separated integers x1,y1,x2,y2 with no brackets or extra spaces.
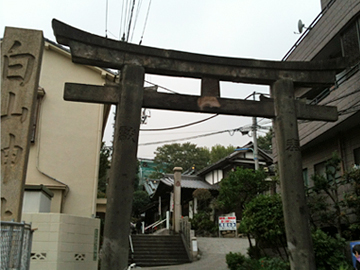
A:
1,27,44,221
286,138,301,152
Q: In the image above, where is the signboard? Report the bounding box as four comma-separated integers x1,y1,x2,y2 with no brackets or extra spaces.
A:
218,216,237,231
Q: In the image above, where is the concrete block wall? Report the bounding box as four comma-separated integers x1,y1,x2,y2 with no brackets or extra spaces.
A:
22,213,100,270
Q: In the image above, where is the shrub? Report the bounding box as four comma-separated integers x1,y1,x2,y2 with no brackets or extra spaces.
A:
190,212,217,236
312,229,351,270
247,245,261,260
226,253,289,270
225,252,246,270
259,257,290,270
241,194,287,258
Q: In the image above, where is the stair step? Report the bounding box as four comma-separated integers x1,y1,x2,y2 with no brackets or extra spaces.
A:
129,234,190,266
133,254,188,258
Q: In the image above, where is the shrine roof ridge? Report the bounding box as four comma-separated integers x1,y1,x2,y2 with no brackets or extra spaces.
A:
52,19,347,74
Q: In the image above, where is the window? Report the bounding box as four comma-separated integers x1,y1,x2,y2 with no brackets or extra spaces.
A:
340,17,360,66
303,168,309,187
314,159,341,182
354,147,360,167
314,162,326,177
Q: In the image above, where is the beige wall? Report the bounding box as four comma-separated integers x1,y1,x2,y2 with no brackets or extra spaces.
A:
51,190,64,213
96,198,107,214
25,42,111,217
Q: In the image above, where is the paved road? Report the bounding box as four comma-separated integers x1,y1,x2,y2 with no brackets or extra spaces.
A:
137,237,252,270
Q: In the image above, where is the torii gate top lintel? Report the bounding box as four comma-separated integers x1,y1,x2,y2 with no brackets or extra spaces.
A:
52,19,347,87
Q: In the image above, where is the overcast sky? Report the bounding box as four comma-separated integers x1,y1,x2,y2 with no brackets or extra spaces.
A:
1,0,322,159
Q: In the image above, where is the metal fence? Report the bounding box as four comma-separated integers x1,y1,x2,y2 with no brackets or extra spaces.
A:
1,221,33,270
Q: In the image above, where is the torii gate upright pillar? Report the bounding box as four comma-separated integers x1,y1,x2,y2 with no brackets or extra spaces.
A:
101,65,144,270
272,79,315,270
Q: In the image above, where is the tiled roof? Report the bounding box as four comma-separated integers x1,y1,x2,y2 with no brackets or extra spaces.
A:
197,141,273,176
160,174,219,190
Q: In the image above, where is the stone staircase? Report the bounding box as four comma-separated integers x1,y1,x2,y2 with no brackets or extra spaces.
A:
129,234,191,267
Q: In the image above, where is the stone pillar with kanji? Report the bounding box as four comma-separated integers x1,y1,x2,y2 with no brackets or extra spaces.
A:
173,167,182,233
1,27,44,222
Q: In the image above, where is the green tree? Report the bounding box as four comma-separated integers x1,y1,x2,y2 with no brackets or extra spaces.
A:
98,142,111,198
343,168,360,238
307,153,360,240
312,229,351,270
132,190,151,217
134,160,141,190
192,189,213,212
209,144,235,164
216,167,269,219
240,194,287,259
153,142,210,173
257,129,272,151
191,189,217,236
310,152,350,237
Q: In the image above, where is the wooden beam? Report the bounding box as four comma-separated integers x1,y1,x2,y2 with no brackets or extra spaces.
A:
64,83,338,121
53,19,347,87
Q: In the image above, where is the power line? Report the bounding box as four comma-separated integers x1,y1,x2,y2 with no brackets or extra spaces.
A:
144,80,180,94
130,0,143,42
140,130,219,136
299,89,360,124
338,104,360,115
119,0,126,39
126,0,136,42
322,88,360,106
138,127,243,146
140,114,218,131
139,0,152,45
105,0,109,38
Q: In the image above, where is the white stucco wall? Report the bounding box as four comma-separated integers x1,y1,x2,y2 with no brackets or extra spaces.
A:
25,42,109,217
205,169,223,185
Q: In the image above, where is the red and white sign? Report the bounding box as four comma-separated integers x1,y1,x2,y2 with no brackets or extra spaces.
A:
218,216,237,231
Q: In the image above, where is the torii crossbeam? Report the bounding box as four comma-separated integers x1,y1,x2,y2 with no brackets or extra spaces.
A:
52,19,347,270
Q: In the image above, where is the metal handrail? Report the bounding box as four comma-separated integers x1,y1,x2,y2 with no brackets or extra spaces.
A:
309,61,360,106
144,218,166,232
128,234,134,258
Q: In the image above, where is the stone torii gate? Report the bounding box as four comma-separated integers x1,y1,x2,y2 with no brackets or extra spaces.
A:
52,19,347,270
